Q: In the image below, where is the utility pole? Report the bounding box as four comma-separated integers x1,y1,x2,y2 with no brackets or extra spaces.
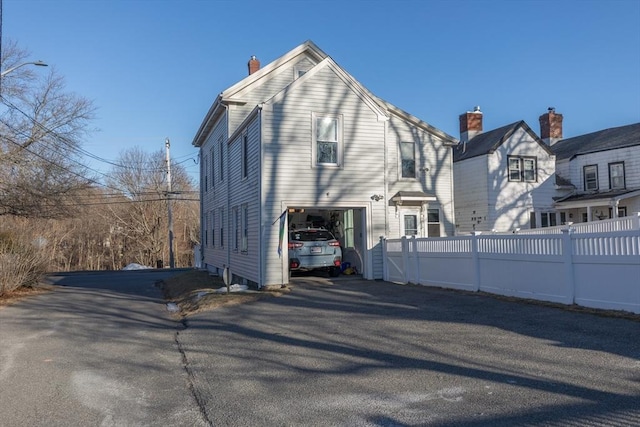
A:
165,138,175,268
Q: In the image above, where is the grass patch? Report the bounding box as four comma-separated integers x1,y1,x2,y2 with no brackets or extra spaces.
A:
159,269,287,317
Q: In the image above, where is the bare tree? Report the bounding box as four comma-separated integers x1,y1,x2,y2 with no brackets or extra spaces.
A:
0,40,96,218
106,147,199,268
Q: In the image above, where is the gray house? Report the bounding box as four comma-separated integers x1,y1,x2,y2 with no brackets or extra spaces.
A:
192,41,457,289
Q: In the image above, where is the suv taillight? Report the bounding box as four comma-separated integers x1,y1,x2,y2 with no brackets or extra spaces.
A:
288,242,303,249
328,241,340,247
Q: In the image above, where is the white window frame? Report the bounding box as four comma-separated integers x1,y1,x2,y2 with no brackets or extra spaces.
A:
312,113,343,167
401,209,421,237
232,206,239,252
210,146,215,188
218,136,224,183
426,208,441,237
241,204,248,253
400,141,417,179
241,132,249,180
609,162,625,190
508,156,537,182
584,165,598,191
219,207,225,248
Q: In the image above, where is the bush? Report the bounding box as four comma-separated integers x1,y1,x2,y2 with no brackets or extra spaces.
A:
0,231,49,296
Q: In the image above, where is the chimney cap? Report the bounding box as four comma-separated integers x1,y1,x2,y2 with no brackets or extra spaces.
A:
473,105,481,112
548,107,555,113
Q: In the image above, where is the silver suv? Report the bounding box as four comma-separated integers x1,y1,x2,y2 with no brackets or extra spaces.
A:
288,228,342,277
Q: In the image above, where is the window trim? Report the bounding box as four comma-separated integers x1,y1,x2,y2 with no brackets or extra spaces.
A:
241,204,248,253
219,207,225,248
583,164,598,191
312,112,343,168
241,132,249,180
608,161,625,190
232,206,239,252
507,156,537,182
210,146,215,188
400,141,417,179
218,137,224,183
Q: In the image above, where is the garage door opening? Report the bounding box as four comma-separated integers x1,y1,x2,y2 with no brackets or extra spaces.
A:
287,207,364,276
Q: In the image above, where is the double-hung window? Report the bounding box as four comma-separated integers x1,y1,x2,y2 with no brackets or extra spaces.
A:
219,207,224,248
210,146,215,188
609,162,625,190
508,156,537,182
241,133,249,179
203,155,208,192
584,165,598,191
313,113,342,166
427,208,441,237
218,137,224,183
232,207,239,252
400,141,416,178
241,204,248,253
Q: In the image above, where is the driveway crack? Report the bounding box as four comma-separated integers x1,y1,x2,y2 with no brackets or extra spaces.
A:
175,319,213,427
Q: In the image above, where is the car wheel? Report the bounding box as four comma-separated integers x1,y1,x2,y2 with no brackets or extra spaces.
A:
329,267,340,277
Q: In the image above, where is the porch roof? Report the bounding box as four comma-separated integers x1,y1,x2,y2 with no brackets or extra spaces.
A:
554,189,640,209
391,191,437,204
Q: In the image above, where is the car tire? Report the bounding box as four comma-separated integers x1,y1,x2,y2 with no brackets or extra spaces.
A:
329,267,340,277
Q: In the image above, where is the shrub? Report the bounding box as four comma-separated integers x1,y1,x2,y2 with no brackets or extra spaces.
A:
0,231,49,296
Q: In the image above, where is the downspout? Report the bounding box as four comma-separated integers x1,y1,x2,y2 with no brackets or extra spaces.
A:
199,151,204,268
449,147,456,236
224,103,231,275
257,105,263,288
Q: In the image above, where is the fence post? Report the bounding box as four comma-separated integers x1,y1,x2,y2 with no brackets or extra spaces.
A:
633,212,640,230
561,228,576,305
471,231,482,291
401,236,409,284
380,236,388,281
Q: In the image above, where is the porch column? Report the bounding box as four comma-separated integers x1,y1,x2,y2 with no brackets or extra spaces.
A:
587,206,593,222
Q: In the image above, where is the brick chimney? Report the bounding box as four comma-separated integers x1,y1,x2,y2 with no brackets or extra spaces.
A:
248,55,260,75
539,107,563,145
459,106,483,142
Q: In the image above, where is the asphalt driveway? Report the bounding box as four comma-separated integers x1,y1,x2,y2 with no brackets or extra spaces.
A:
1,270,638,426
179,274,640,426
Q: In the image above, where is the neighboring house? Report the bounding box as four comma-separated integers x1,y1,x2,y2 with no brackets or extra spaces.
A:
453,107,557,233
192,41,457,289
551,120,640,222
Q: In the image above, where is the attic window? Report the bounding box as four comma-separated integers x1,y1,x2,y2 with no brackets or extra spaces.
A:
294,68,307,79
508,156,537,182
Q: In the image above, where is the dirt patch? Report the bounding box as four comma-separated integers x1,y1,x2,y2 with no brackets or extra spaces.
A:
159,269,287,318
0,285,53,309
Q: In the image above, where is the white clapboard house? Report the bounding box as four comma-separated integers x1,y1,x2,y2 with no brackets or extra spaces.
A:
192,40,457,288
453,107,557,233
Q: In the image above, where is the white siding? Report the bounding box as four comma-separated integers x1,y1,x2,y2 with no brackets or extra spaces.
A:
568,146,640,192
260,65,387,286
228,57,319,133
454,155,489,234
454,127,556,234
226,116,262,285
489,128,556,232
386,115,455,237
200,111,228,271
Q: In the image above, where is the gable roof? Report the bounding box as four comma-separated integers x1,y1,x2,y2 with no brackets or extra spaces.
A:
453,121,553,162
263,56,389,122
193,40,457,147
551,122,640,161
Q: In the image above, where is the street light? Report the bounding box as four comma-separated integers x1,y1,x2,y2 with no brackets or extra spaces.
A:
1,60,48,77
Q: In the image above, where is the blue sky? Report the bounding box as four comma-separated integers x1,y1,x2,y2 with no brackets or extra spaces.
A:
3,0,639,183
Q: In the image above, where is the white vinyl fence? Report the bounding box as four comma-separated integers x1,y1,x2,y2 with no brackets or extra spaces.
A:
382,219,640,314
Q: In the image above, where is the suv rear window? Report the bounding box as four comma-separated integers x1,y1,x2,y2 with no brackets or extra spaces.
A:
290,230,334,241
